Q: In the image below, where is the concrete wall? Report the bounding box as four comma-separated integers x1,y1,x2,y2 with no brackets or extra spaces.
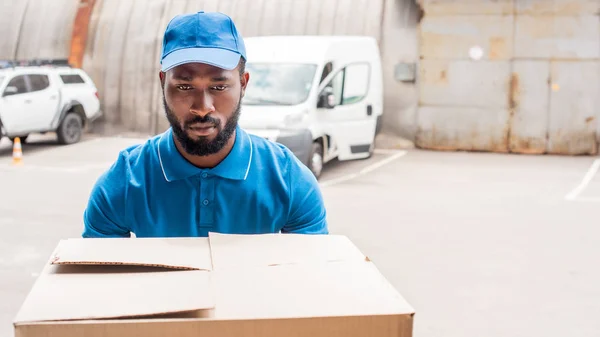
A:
416,0,600,154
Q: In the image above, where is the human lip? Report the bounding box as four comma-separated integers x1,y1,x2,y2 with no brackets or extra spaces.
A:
187,123,216,136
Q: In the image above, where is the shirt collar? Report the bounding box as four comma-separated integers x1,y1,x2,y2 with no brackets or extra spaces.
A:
157,125,253,182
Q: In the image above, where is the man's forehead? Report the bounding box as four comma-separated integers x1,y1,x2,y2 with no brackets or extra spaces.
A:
168,62,234,79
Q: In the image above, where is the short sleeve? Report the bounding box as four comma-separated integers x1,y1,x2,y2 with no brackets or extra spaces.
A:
282,148,329,234
82,152,131,238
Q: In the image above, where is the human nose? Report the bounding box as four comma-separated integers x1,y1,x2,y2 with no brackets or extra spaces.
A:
189,91,215,116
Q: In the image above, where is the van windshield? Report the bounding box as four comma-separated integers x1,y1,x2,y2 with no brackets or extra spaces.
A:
243,63,317,106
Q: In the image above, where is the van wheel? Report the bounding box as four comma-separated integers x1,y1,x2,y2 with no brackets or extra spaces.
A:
57,113,83,145
308,142,324,180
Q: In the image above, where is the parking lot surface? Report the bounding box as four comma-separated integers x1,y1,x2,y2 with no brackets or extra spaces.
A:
1,133,600,337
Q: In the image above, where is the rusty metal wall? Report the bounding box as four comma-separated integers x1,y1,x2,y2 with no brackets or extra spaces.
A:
0,0,78,60
416,0,600,155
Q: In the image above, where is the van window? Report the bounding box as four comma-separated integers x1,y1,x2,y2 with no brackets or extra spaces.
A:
341,63,370,105
319,62,333,84
320,63,371,107
244,63,318,106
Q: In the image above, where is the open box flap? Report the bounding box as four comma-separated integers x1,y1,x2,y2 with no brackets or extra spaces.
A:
14,266,214,323
208,232,367,269
51,237,212,270
212,261,415,319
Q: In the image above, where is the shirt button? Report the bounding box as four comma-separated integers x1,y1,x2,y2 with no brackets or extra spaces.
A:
201,173,208,178
203,199,209,206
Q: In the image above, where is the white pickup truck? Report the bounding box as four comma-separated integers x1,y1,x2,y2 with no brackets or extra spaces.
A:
0,59,102,145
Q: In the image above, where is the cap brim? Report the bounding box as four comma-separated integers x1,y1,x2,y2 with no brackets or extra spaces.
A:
160,47,242,72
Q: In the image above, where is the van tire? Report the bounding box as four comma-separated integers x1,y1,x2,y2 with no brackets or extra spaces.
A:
57,113,83,145
308,142,324,180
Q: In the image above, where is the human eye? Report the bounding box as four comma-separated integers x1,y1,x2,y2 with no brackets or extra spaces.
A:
176,84,193,91
211,85,227,91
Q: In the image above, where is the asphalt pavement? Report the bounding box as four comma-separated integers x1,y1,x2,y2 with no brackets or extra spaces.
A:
1,133,599,337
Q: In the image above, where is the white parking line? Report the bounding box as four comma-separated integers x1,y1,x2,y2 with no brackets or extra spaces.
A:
565,158,600,201
320,150,407,188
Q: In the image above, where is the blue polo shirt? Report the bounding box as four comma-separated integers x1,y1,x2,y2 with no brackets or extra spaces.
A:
82,126,328,238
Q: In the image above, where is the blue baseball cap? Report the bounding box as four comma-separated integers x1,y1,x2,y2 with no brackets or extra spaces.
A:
160,11,246,72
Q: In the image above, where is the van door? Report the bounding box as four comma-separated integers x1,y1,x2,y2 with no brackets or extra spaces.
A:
316,62,376,161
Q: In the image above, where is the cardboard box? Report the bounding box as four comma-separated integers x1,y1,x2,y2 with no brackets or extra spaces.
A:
14,233,415,337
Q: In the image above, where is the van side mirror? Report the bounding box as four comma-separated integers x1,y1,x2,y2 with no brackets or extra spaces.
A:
3,86,18,96
317,88,335,109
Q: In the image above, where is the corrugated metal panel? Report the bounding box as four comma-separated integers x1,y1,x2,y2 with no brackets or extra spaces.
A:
509,61,550,154
547,61,600,155
416,106,510,152
516,0,600,15
418,0,514,15
419,16,514,60
153,0,189,134
122,0,167,133
15,0,78,60
0,0,30,59
92,0,135,126
514,15,600,59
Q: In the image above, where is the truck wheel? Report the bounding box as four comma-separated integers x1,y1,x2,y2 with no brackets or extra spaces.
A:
57,113,83,145
308,142,324,180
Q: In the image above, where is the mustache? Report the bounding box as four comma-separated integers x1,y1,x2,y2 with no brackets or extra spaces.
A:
184,115,221,129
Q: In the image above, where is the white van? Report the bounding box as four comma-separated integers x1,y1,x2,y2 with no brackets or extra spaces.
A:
239,36,384,179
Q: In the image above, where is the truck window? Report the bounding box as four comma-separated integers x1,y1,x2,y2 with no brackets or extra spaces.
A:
60,74,86,84
341,63,370,105
4,75,28,95
28,74,50,92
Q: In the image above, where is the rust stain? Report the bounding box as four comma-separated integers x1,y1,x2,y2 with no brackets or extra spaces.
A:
509,136,546,154
68,0,97,69
508,73,520,110
439,70,447,83
489,37,506,60
547,131,598,155
585,116,595,124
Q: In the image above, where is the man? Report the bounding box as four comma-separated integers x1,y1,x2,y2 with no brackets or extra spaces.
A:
82,11,328,238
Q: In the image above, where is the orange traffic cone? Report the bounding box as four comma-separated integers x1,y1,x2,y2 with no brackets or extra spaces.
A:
12,137,23,166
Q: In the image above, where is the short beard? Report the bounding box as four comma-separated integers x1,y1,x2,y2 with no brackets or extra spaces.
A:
163,95,241,157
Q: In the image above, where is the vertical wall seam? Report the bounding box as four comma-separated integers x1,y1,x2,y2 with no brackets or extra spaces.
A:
13,0,31,60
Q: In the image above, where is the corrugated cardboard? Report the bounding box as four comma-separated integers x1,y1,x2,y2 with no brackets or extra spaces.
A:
14,233,415,337
51,237,212,270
